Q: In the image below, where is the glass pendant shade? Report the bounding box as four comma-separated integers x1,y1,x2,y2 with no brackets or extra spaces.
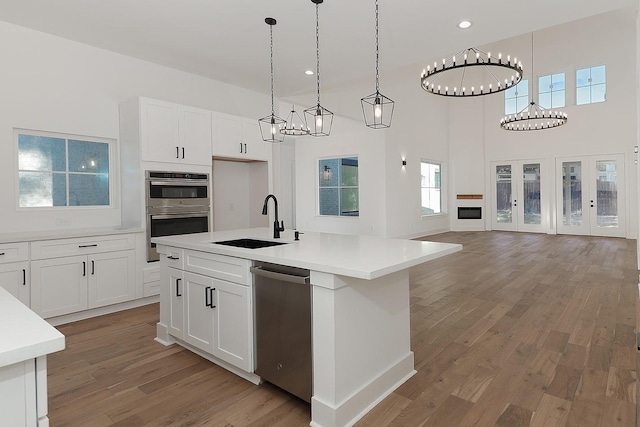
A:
258,17,287,143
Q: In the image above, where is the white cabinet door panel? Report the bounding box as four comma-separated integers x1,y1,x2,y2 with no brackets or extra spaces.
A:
88,250,136,309
31,256,88,318
0,262,29,306
213,279,252,372
141,98,180,163
184,272,215,353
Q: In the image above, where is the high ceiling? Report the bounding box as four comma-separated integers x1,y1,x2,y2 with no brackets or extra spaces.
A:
0,0,636,97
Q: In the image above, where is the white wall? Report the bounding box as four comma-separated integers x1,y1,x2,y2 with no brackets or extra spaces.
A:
0,20,271,234
468,9,638,238
293,116,387,236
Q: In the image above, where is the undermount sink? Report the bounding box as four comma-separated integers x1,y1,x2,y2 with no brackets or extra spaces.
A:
213,238,289,249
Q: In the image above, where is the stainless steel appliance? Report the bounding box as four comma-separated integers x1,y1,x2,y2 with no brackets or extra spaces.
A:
251,262,312,403
145,171,210,262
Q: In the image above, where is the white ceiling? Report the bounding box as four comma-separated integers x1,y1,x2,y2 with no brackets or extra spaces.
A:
0,0,636,98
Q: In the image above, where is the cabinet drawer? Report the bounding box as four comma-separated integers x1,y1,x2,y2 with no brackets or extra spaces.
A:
0,242,29,264
31,234,135,260
184,250,250,285
158,247,184,269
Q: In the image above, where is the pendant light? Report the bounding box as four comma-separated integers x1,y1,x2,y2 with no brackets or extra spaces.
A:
500,33,568,131
281,105,310,136
304,0,333,137
361,0,394,129
258,17,286,143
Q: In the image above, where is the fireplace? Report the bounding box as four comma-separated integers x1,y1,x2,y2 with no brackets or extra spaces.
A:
458,207,482,220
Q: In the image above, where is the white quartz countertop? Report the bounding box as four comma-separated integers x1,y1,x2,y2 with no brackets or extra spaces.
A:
0,287,65,368
0,226,143,244
153,228,462,280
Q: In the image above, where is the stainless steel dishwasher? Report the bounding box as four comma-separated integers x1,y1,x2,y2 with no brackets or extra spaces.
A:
251,261,312,403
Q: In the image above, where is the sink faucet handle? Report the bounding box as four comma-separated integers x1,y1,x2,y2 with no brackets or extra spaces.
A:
278,220,285,232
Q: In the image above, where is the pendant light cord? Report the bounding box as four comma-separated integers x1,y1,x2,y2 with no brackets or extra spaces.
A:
530,32,534,102
269,23,275,116
375,0,379,93
315,2,321,106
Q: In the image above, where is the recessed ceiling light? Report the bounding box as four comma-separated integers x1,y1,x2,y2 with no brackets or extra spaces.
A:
458,20,472,29
305,70,314,75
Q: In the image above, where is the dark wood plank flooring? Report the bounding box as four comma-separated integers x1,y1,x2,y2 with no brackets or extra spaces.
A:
47,231,639,426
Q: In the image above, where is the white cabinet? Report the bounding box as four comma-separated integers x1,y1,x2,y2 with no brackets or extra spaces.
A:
212,112,269,161
0,359,37,426
122,97,212,166
159,247,253,373
0,242,29,306
31,234,136,319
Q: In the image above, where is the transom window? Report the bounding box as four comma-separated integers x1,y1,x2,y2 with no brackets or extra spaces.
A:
421,160,442,216
504,79,529,115
576,65,606,105
318,157,359,216
17,130,112,207
538,73,565,109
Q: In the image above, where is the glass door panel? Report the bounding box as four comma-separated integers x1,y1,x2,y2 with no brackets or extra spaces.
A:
522,163,541,225
595,160,618,228
561,161,583,227
495,164,513,225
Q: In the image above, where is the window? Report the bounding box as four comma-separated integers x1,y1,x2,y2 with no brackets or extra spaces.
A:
421,160,442,215
17,130,112,207
538,73,565,108
576,65,606,105
318,157,359,216
504,79,528,115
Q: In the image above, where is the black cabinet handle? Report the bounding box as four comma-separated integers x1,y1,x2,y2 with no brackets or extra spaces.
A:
205,286,211,307
210,287,216,309
91,260,95,275
82,261,86,277
78,244,98,248
176,278,182,297
22,269,26,286
167,255,180,260
182,147,185,159
244,143,247,154
176,146,180,158
0,252,5,256
239,142,243,153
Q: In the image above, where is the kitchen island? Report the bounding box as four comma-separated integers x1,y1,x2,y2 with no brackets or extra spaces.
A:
153,228,461,427
0,287,65,426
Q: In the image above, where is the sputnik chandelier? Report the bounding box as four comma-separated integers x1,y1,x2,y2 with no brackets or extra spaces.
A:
500,33,568,131
421,48,523,97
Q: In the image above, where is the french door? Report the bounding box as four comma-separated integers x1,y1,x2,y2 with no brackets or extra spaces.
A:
491,160,548,233
556,155,625,237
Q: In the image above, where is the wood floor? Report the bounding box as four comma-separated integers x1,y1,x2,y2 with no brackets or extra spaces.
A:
47,231,639,426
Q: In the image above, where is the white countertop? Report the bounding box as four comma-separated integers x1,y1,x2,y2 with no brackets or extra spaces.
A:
0,287,65,368
0,226,143,244
153,228,462,280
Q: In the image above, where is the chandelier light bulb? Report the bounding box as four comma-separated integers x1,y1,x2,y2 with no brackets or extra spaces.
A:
316,113,323,128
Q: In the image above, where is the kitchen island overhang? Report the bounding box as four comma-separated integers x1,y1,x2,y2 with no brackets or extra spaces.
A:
153,228,461,427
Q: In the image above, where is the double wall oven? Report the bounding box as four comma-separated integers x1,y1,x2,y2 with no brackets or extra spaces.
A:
146,171,210,262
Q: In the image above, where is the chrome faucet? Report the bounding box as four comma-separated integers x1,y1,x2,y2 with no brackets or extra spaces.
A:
262,194,284,238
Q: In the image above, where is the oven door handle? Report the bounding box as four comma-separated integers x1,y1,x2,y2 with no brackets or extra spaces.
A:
149,181,208,187
151,213,209,220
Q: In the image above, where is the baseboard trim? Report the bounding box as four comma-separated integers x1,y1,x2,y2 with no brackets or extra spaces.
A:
46,296,159,326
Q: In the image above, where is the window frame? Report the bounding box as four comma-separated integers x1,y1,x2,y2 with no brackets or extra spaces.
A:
317,156,359,217
504,79,529,115
420,159,446,217
576,64,606,105
15,128,116,210
538,72,566,109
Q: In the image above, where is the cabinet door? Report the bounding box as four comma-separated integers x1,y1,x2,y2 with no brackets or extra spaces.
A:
180,105,212,166
87,250,136,309
212,112,243,158
241,118,269,161
31,256,88,318
140,98,180,163
183,272,215,353
168,268,185,339
213,279,252,371
0,262,29,306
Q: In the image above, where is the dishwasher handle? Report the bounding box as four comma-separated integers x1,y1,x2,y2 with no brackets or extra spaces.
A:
250,266,310,285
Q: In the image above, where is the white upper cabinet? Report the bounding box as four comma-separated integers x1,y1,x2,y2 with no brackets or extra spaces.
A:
212,112,269,161
123,97,212,167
